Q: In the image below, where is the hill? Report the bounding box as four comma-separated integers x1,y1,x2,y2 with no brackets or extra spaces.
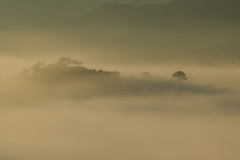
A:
78,0,240,28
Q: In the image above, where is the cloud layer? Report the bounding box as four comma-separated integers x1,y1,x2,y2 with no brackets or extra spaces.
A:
1,58,240,160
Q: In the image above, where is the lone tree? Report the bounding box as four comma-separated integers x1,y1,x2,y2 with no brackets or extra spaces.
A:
172,71,187,80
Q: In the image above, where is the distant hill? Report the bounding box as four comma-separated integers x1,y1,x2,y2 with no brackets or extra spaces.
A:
81,3,135,26
78,0,240,28
1,0,240,66
0,0,170,24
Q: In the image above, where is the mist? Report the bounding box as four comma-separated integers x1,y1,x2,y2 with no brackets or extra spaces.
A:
1,0,240,159
1,19,240,67
1,58,240,160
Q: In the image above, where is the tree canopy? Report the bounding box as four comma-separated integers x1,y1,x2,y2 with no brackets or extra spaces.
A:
172,71,187,81
58,57,82,67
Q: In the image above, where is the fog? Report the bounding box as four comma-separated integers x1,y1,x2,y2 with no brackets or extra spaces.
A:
1,0,240,159
1,58,240,160
1,104,240,160
1,22,240,67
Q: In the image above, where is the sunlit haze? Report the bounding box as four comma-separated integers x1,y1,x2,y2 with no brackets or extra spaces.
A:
1,0,240,159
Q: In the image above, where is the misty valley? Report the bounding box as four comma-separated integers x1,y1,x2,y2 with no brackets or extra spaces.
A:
1,0,240,160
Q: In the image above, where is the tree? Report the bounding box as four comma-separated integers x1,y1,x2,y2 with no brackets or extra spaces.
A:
58,57,82,67
172,71,187,80
72,60,83,67
58,57,72,66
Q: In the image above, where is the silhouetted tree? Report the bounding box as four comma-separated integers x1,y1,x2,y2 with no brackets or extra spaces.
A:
58,57,82,67
172,71,187,80
72,60,83,66
58,57,72,66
